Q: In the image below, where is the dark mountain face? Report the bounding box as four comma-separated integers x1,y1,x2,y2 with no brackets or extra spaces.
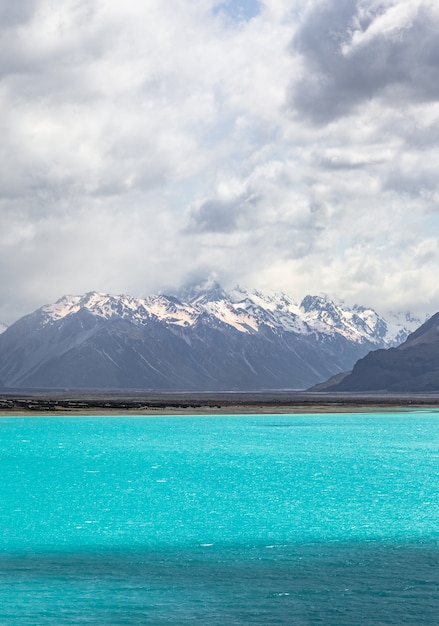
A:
0,288,420,391
329,312,439,392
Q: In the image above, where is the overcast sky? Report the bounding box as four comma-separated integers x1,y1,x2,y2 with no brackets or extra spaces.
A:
2,0,439,323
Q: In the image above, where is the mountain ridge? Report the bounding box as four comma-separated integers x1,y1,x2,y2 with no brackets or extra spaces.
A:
0,286,426,391
326,312,439,392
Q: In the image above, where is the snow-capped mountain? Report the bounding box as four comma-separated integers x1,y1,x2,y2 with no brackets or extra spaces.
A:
0,285,425,390
0,323,7,335
179,286,421,345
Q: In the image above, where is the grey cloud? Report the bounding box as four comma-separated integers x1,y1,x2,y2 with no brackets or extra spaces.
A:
384,166,439,199
314,154,382,171
186,196,256,233
0,2,102,86
292,1,439,124
0,1,37,27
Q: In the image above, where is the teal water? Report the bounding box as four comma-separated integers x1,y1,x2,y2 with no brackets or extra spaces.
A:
1,413,438,624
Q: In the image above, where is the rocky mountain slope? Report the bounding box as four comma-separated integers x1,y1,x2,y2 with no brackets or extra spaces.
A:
0,285,423,390
326,312,439,392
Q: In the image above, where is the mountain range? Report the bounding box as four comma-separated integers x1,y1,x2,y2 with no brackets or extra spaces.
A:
0,284,425,391
325,312,439,392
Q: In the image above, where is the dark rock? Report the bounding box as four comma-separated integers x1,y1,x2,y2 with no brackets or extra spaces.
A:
329,312,439,392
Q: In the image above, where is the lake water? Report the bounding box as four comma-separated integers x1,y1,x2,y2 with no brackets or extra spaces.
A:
0,412,438,624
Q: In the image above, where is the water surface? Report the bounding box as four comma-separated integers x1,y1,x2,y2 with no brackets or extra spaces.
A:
1,412,438,624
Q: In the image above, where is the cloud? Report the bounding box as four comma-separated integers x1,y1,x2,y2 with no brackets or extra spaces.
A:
0,1,37,28
292,0,439,123
186,197,249,233
1,0,439,323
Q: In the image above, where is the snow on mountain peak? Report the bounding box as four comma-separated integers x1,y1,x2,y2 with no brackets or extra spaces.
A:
181,282,229,306
300,294,331,313
383,310,429,344
41,295,82,320
145,294,199,327
34,285,421,348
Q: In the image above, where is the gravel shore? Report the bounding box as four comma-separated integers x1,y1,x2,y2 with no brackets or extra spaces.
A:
1,391,439,415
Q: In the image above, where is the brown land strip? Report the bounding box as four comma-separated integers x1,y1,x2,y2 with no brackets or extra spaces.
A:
1,391,439,415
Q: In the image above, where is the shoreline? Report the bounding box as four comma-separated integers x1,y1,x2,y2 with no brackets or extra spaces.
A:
2,391,439,416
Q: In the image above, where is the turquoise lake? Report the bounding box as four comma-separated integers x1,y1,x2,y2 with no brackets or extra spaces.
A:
1,412,438,624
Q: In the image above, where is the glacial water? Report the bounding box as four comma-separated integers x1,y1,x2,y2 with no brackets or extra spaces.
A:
0,412,438,624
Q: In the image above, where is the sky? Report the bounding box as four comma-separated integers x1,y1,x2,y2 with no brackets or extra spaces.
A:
2,0,439,323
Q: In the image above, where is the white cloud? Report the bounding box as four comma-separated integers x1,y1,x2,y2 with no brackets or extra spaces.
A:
1,0,439,323
343,0,424,55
